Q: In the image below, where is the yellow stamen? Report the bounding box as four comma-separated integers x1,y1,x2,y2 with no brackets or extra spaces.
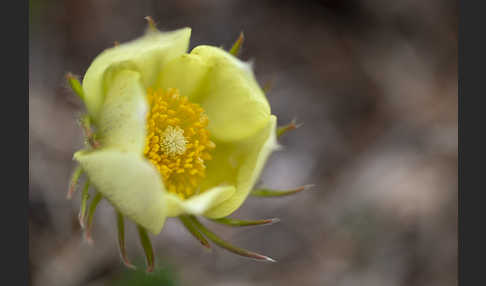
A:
144,88,215,199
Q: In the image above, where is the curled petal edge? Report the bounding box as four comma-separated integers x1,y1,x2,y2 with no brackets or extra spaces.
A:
203,115,279,218
82,27,191,120
74,149,167,235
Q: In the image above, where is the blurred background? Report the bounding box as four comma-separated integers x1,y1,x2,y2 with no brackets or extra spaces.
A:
29,0,457,285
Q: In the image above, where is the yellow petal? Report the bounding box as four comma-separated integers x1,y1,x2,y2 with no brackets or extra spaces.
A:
74,149,167,234
165,185,235,217
97,69,147,153
203,115,279,218
157,45,271,142
82,28,191,119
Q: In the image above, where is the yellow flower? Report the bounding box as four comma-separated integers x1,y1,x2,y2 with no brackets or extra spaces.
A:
67,19,308,270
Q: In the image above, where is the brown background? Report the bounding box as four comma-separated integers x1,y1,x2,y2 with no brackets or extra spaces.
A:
29,1,457,285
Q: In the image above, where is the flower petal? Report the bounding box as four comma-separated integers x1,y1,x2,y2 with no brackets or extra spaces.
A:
157,45,271,142
156,53,211,104
97,69,147,153
165,185,235,217
74,149,167,234
203,115,278,218
82,28,191,119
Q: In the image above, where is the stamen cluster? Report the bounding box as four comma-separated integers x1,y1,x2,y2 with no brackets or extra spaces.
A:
144,88,215,199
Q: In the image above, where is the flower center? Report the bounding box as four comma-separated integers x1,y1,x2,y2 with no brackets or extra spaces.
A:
144,88,215,199
160,125,187,156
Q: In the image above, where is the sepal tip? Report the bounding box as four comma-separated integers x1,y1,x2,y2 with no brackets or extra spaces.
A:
117,212,136,269
65,72,85,101
229,31,245,57
277,119,303,138
144,16,157,32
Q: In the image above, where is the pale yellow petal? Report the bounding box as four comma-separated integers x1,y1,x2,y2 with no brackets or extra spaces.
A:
97,69,147,153
74,149,167,234
82,28,191,119
165,185,235,217
203,115,278,218
157,45,271,142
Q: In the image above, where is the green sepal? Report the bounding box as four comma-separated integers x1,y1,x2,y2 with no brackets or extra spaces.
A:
262,78,274,94
179,215,211,249
229,32,244,57
143,16,157,32
188,216,276,262
137,226,155,273
78,180,90,228
277,119,302,138
209,217,280,227
85,191,103,243
251,184,314,197
67,165,83,199
66,73,85,101
79,115,100,149
117,212,135,269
